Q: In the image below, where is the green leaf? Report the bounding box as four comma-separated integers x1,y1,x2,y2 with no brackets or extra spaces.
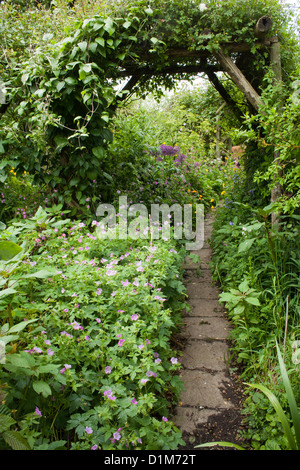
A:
92,146,105,159
95,37,105,47
8,319,37,334
33,380,52,398
101,113,110,123
103,171,113,182
70,177,80,187
65,77,77,86
3,430,31,450
0,287,18,298
56,81,65,92
23,269,57,279
1,334,19,345
219,292,238,303
104,17,115,35
43,33,53,42
245,296,260,306
238,238,256,253
238,280,249,294
37,364,59,375
0,241,22,261
195,441,245,450
34,88,46,98
247,381,297,450
88,42,98,53
0,415,15,432
6,354,31,369
21,73,29,85
276,342,300,449
54,136,69,151
233,304,245,314
82,63,92,73
47,440,67,450
87,169,98,180
78,41,88,52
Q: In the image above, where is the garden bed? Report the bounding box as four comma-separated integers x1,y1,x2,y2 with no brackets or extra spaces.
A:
0,207,188,450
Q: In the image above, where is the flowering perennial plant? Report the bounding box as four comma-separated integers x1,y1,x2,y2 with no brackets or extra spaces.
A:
0,208,186,450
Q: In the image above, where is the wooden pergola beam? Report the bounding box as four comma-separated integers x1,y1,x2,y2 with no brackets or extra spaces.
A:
212,47,264,111
119,63,221,78
132,38,273,62
205,68,244,121
254,15,273,38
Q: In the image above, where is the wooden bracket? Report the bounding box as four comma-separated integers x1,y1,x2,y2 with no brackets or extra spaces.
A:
212,48,264,111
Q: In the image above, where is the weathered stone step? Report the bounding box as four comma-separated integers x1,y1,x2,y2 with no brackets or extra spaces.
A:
182,317,231,340
183,299,223,317
176,370,234,409
171,214,244,448
181,340,230,371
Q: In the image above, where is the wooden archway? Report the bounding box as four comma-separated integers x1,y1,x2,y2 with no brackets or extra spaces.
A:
115,16,282,224
118,16,277,116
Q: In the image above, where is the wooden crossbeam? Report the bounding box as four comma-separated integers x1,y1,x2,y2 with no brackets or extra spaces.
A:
213,47,264,111
132,38,273,62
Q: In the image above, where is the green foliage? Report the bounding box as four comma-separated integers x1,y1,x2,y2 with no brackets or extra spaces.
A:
248,342,300,450
252,74,300,216
0,172,52,224
211,161,300,449
0,0,299,452
0,207,189,450
1,0,298,211
104,99,227,214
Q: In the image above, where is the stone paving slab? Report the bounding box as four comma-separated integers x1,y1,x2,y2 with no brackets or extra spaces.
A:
184,249,213,267
173,407,230,435
185,270,212,283
182,317,231,340
182,259,201,270
193,248,213,263
183,299,223,317
171,214,241,447
186,283,220,300
177,370,234,408
181,340,230,371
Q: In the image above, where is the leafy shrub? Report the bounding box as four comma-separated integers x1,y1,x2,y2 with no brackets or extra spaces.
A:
211,165,300,449
0,207,187,450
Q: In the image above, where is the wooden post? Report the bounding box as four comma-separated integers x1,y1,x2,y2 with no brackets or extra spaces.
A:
216,102,226,159
270,38,283,228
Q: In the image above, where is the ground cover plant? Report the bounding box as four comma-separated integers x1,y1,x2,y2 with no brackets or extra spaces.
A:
0,206,189,450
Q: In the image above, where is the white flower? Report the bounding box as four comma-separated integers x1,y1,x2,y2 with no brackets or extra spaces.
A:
199,3,207,12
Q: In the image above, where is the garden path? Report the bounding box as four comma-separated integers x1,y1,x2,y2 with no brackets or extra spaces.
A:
172,212,246,450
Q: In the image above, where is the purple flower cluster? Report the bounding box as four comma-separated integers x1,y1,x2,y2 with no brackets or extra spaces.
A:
160,144,180,156
174,154,186,166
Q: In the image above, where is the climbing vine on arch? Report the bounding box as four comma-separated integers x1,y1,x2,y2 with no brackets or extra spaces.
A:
0,0,297,212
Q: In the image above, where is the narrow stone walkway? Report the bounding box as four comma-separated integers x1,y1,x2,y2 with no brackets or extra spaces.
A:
172,212,245,449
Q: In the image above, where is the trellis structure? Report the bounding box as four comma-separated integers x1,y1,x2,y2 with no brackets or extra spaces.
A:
117,16,282,223
119,16,276,115
0,5,285,221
